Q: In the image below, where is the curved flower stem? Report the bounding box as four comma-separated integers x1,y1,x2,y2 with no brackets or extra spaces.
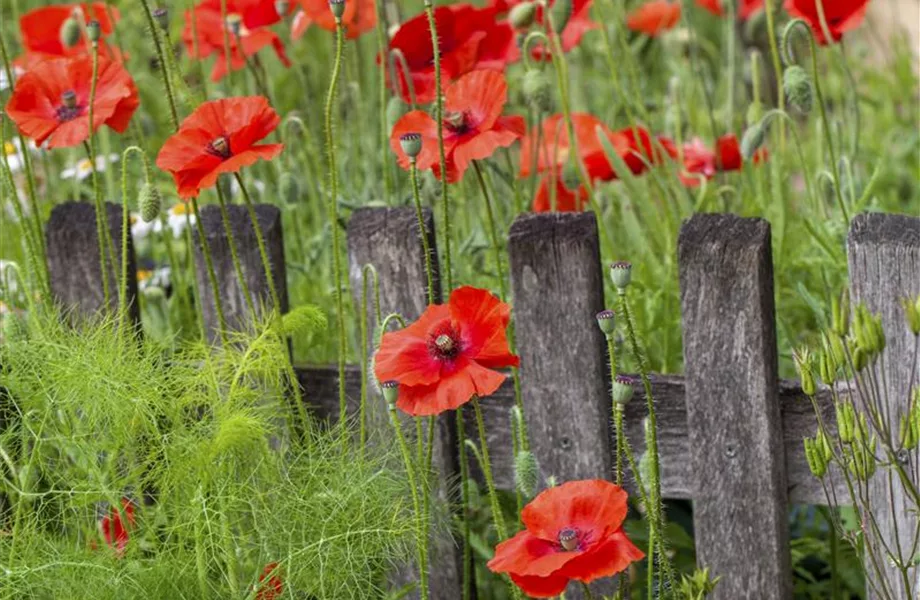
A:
138,0,179,130
409,159,435,305
118,146,150,332
471,161,506,300
191,196,229,345
763,0,787,153
423,0,452,292
325,19,349,424
375,1,393,204
87,42,114,309
605,333,631,599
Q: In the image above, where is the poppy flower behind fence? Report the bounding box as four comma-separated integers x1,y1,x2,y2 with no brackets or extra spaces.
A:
374,286,519,417
784,0,870,45
488,479,644,597
5,55,139,149
100,497,136,556
18,2,120,60
389,70,525,183
532,173,589,213
670,133,767,186
155,96,283,199
183,0,292,82
626,0,682,36
695,0,764,19
291,0,376,40
491,0,598,61
255,562,283,600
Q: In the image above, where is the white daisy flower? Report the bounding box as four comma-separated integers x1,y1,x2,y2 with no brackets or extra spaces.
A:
164,202,196,238
2,139,31,173
60,153,119,181
138,266,170,292
229,176,266,199
130,212,157,241
0,65,23,92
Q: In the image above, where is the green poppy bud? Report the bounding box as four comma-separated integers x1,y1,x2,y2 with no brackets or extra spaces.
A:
85,19,101,43
514,450,540,498
60,16,83,49
550,0,572,34
329,0,346,20
596,310,616,337
522,69,552,113
399,132,423,160
610,261,632,291
612,375,635,406
139,183,161,223
740,120,766,161
784,65,813,114
274,0,290,17
509,1,537,29
278,172,300,204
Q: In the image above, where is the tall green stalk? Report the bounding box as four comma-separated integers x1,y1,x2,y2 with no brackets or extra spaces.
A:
214,185,257,318
409,159,435,305
86,40,114,309
139,0,179,130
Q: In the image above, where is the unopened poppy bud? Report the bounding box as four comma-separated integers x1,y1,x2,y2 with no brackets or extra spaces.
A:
514,450,540,498
550,0,572,34
399,132,423,160
793,347,816,397
784,65,813,114
611,375,635,406
86,19,101,43
153,7,169,30
60,16,83,48
510,2,537,29
740,120,766,161
380,380,399,406
329,0,346,20
275,0,289,17
278,172,300,204
596,310,616,337
832,289,850,337
610,261,632,291
903,295,920,335
522,69,552,113
139,183,161,222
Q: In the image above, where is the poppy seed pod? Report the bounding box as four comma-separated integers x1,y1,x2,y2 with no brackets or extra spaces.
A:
740,121,766,161
399,132,423,160
380,380,399,406
60,16,82,48
611,375,635,406
329,0,346,20
86,19,101,43
153,7,169,30
139,183,162,222
610,261,632,291
278,172,300,204
783,65,813,114
509,1,537,29
522,69,552,113
275,0,290,17
596,310,616,337
550,0,573,34
514,450,540,498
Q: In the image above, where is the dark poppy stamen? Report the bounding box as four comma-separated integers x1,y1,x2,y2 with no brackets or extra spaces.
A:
558,528,579,552
428,327,461,361
444,110,470,135
55,90,82,122
206,136,231,159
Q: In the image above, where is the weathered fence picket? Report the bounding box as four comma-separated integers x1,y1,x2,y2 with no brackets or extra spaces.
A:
40,202,920,600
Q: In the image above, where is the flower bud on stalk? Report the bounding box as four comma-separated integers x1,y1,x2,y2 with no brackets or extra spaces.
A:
60,16,83,48
610,261,632,291
611,375,635,406
139,183,161,222
903,295,920,335
784,65,813,114
509,1,537,29
329,0,346,20
793,347,816,396
740,121,766,161
278,172,300,204
596,310,616,338
380,380,399,407
399,133,422,160
514,450,540,498
522,69,552,113
832,290,850,337
386,96,407,131
86,19,101,44
836,401,855,444
804,437,827,478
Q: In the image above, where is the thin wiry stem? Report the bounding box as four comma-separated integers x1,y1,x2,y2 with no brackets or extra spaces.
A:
409,159,435,305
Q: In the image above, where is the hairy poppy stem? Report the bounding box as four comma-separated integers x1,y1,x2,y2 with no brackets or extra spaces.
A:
190,196,230,345
118,146,150,333
423,0,452,292
358,264,381,456
375,1,393,204
138,0,179,130
763,0,787,153
214,184,257,318
471,397,507,542
409,159,436,305
456,415,472,600
471,161,506,300
325,18,349,425
233,173,283,314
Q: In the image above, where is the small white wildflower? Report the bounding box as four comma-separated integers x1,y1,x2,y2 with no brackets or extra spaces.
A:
164,202,196,238
60,153,119,181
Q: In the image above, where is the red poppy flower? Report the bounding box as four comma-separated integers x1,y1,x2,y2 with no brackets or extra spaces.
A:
18,3,120,60
385,5,509,104
626,1,681,36
696,0,764,19
488,480,644,597
5,55,139,149
155,96,283,199
374,286,519,417
291,0,376,40
671,133,766,186
255,563,283,600
532,173,589,213
784,0,870,44
490,0,598,62
100,497,136,557
390,70,525,183
183,0,291,82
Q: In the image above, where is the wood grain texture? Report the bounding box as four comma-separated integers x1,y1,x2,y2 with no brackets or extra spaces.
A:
507,213,612,599
46,201,139,324
848,212,920,600
345,207,463,600
678,214,792,600
192,204,287,342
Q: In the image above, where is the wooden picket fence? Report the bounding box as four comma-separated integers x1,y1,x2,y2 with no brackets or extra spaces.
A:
43,202,920,600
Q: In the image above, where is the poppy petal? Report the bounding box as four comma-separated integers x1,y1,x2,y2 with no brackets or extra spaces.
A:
559,530,645,582
487,529,578,577
522,480,629,542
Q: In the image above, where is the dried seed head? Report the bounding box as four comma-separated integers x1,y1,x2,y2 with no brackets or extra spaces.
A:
596,310,616,337
611,375,635,406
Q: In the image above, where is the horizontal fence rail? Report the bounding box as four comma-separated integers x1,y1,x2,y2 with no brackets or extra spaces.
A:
38,201,920,600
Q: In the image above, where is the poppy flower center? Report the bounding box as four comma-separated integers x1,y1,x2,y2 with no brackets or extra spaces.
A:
558,527,580,551
427,326,461,361
206,136,232,159
56,90,82,122
225,13,247,36
443,110,472,135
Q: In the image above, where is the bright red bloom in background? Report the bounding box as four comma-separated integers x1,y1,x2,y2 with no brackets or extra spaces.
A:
183,0,291,82
490,0,598,61
532,175,589,213
292,0,376,40
100,498,135,557
627,1,681,36
386,5,510,104
488,480,644,597
5,55,138,149
390,70,525,183
667,133,767,186
374,286,519,417
784,0,870,44
696,0,764,19
156,96,283,199
18,3,120,61
255,563,283,600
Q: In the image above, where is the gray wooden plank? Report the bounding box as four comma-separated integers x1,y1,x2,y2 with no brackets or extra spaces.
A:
848,212,920,600
678,213,792,599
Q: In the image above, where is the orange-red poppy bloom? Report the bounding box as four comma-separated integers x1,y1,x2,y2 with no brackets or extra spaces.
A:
374,286,519,417
18,3,120,61
5,55,138,149
390,70,525,183
696,0,764,19
488,480,644,597
669,133,766,186
182,0,291,82
100,497,135,557
291,0,376,40
784,0,870,44
385,5,510,104
532,174,589,213
490,0,598,61
255,563,283,600
626,1,681,36
156,96,283,199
